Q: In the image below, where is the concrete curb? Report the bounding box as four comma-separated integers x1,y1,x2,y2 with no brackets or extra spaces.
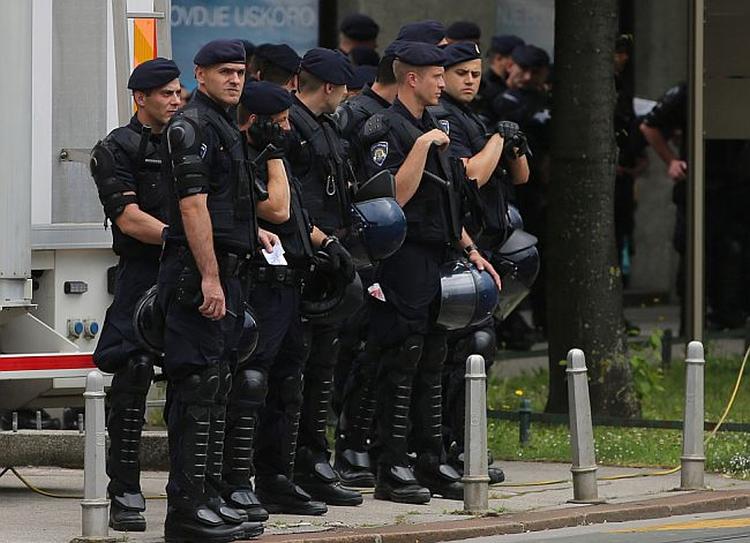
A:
0,430,169,470
256,490,750,543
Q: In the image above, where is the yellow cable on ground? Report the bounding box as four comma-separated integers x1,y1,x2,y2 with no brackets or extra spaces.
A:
492,344,750,488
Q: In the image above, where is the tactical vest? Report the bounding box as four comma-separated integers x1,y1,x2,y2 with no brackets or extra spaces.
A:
103,120,168,259
337,91,387,190
434,98,510,245
251,149,314,262
365,108,463,244
289,103,353,234
166,100,257,254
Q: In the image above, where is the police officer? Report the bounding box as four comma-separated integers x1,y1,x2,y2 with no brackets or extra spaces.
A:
360,41,500,503
434,42,531,484
492,44,551,341
339,13,380,54
285,47,364,507
331,40,402,487
473,35,524,123
249,43,301,92
217,79,339,516
160,39,266,542
90,58,180,532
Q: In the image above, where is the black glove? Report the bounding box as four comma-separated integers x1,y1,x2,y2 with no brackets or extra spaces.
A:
495,120,520,140
318,236,355,283
513,131,531,157
250,116,287,158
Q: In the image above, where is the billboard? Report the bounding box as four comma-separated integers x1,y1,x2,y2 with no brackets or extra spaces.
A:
171,0,320,90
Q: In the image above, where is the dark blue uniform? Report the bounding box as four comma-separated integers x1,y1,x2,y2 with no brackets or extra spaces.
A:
90,114,168,522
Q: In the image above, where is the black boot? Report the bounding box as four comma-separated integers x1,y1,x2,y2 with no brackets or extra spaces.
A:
221,368,269,522
374,465,431,504
414,455,464,500
447,443,505,485
254,374,327,516
106,354,153,532
205,362,263,539
334,350,378,488
255,474,328,515
164,367,247,543
294,446,363,506
109,492,146,532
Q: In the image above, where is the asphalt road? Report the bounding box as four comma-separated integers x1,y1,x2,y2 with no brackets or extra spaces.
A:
460,510,750,542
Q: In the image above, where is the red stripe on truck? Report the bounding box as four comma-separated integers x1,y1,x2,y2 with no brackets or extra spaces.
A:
0,353,95,372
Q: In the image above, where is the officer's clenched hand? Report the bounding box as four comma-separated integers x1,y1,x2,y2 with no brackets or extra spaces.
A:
199,275,226,320
321,236,355,283
258,228,280,252
495,121,520,140
419,129,450,151
467,250,502,292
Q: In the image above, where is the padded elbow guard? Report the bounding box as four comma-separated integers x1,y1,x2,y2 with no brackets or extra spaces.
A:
90,142,137,219
166,115,210,198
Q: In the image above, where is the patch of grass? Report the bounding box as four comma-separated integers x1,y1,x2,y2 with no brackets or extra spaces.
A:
486,350,750,478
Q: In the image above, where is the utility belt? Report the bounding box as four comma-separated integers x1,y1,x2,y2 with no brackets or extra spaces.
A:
249,264,308,288
163,242,248,278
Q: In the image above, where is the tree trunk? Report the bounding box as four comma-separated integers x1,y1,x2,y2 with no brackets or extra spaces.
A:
545,0,640,417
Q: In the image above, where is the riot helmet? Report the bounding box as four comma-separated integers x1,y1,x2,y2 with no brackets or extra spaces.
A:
301,268,364,325
133,285,165,356
490,229,540,320
436,259,500,331
235,304,260,364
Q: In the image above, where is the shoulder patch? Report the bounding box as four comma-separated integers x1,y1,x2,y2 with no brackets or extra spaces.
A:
370,141,389,167
363,113,389,140
438,119,450,135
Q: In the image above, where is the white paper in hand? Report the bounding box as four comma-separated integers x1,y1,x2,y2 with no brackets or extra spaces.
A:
262,241,287,266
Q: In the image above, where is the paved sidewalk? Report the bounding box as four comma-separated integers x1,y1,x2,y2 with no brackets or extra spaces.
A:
2,461,749,542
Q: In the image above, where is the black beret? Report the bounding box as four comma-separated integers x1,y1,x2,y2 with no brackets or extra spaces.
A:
194,39,246,66
490,34,525,55
128,57,180,91
443,42,481,68
240,80,292,115
347,65,377,90
350,45,380,67
340,13,380,41
301,48,354,85
511,44,550,68
240,40,255,59
255,43,301,74
446,21,481,42
394,41,447,67
396,20,446,45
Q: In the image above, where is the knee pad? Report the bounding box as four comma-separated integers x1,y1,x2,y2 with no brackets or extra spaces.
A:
233,368,268,409
280,374,304,413
113,353,154,396
179,365,220,407
470,328,497,363
381,335,423,374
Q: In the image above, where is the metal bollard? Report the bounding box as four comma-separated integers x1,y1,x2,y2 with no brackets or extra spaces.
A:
680,341,705,490
463,354,489,513
566,349,603,504
78,370,112,540
36,410,42,430
12,411,18,433
519,398,531,446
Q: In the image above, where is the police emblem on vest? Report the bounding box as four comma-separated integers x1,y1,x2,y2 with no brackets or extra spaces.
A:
370,141,389,167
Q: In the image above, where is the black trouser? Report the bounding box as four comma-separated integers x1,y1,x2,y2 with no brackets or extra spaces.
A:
368,241,447,469
93,257,158,501
158,250,245,504
246,283,308,478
